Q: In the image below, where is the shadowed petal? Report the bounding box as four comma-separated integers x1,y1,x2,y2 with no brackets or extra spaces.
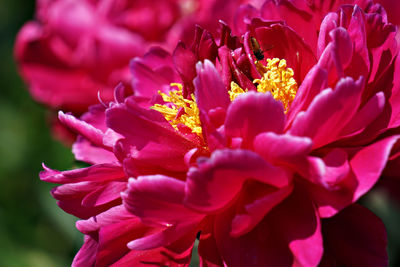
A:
320,204,388,267
122,175,203,226
214,189,322,267
184,149,290,213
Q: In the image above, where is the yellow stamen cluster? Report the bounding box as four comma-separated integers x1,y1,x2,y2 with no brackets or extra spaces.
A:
152,58,298,137
151,83,202,135
229,81,247,101
253,58,298,111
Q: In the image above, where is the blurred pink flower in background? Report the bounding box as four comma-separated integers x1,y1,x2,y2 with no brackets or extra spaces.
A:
38,0,400,265
14,0,263,143
15,0,260,143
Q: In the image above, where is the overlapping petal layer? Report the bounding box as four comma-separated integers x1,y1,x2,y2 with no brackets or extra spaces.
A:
38,0,400,266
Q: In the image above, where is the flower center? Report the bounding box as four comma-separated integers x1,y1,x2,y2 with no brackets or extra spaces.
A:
152,83,202,135
231,58,298,112
152,58,297,136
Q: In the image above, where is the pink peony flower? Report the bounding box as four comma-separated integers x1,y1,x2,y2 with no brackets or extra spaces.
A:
40,0,400,265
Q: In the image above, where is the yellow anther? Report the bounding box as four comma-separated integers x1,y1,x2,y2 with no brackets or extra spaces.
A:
229,81,247,101
151,83,202,136
153,58,297,138
253,58,298,112
228,58,298,112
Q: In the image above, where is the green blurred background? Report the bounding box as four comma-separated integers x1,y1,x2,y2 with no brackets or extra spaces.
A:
0,0,399,266
0,1,80,266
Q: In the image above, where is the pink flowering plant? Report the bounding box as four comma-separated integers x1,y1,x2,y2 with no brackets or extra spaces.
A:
38,0,400,266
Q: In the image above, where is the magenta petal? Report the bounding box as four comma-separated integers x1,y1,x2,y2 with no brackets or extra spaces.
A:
250,23,317,83
58,111,105,148
344,6,370,80
76,205,134,234
260,0,318,53
225,91,285,148
173,42,197,96
82,181,126,207
96,218,154,265
194,60,230,113
351,135,400,200
215,190,322,267
309,135,399,218
287,65,328,127
317,12,339,58
72,136,117,165
106,98,181,144
253,132,328,184
253,132,312,166
320,204,388,267
318,27,353,82
72,235,97,267
40,163,124,184
130,58,173,98
321,148,350,187
289,76,364,148
140,46,175,70
184,149,290,213
122,175,202,226
231,184,293,236
339,91,385,137
198,232,224,267
126,221,198,251
233,4,260,36
389,55,400,128
106,99,197,171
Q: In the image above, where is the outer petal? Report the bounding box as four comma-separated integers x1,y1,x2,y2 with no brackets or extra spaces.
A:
106,98,198,173
76,205,135,234
73,136,117,164
320,204,388,267
198,228,224,267
40,163,124,184
230,182,293,236
122,175,203,226
289,76,364,148
184,149,290,213
72,235,97,267
308,135,399,218
214,189,322,267
253,132,312,168
339,91,385,137
58,111,105,148
75,205,193,267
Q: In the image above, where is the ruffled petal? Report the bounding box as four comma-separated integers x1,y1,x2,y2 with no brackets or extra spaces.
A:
308,135,399,218
214,189,322,267
225,91,285,148
122,175,203,226
184,149,291,213
194,60,230,113
320,204,388,267
289,76,364,148
40,163,124,184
